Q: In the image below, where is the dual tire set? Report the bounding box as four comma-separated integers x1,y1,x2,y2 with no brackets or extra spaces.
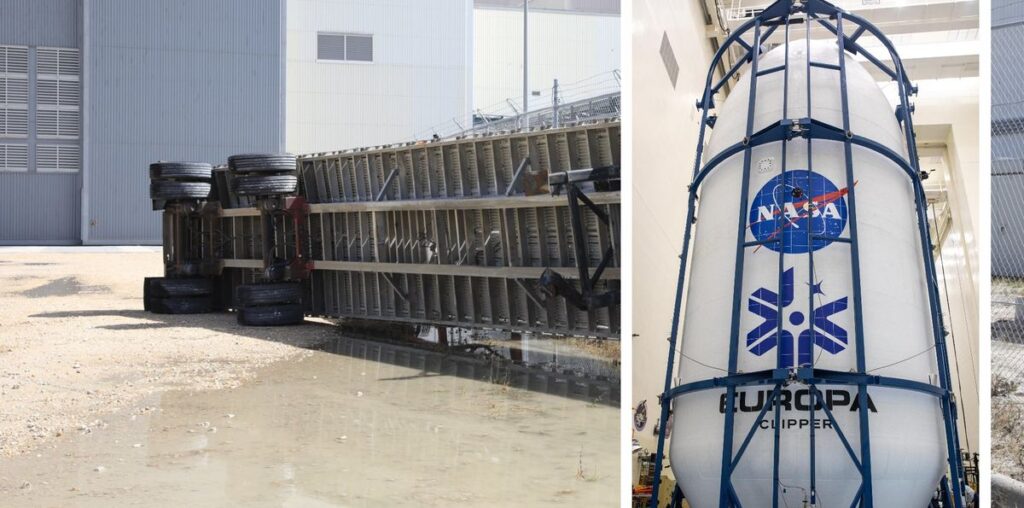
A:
146,154,303,326
227,154,298,197
149,162,214,202
143,277,215,314
143,278,304,326
235,282,304,326
148,154,299,203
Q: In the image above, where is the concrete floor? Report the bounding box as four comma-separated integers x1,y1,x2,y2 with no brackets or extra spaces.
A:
0,250,618,506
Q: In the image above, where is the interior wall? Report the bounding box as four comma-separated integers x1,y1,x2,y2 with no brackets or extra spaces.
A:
914,95,981,454
631,0,716,455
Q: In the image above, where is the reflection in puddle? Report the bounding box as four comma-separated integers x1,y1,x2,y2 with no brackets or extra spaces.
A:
317,332,620,406
0,347,618,506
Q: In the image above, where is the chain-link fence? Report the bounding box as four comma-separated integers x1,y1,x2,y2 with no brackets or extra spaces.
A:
411,70,621,141
993,0,1024,480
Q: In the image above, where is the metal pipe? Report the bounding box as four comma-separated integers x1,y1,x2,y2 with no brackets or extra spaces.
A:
720,19,762,507
523,0,529,129
836,13,875,505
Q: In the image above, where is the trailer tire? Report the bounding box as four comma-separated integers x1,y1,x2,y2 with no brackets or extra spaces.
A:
149,295,214,314
143,277,158,311
236,282,302,307
149,162,213,181
147,277,214,298
231,174,298,196
150,181,212,200
237,304,304,326
228,154,296,174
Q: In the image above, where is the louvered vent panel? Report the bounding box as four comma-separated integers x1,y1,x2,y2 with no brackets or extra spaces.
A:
0,107,28,136
59,80,79,106
0,76,28,104
0,46,28,141
37,78,58,105
59,110,79,137
0,46,28,75
37,110,58,137
36,48,79,141
58,49,79,75
37,48,78,76
0,143,27,171
37,144,79,173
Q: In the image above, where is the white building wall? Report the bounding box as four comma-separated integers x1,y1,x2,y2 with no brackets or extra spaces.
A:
473,7,619,114
286,0,472,154
914,95,981,455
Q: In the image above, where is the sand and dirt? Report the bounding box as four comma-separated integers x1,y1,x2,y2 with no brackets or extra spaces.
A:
0,249,618,506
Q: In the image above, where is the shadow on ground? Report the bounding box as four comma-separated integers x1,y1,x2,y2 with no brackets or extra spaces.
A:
29,304,620,406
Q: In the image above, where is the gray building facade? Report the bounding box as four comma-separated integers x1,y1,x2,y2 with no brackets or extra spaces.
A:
0,0,82,244
994,0,1024,276
0,1,528,245
0,0,284,244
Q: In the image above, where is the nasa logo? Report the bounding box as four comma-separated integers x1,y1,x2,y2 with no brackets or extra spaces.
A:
748,170,850,254
746,267,848,368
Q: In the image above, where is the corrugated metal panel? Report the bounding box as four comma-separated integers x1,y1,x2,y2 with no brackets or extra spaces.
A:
0,0,79,47
83,0,285,244
0,1,81,244
0,172,79,244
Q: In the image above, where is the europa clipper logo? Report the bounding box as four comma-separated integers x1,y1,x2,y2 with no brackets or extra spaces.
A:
746,170,852,369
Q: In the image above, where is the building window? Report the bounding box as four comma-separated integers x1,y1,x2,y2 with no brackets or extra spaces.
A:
36,47,79,173
317,33,373,62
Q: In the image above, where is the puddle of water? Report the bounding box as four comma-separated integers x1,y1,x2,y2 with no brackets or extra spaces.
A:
315,335,619,406
0,348,618,507
411,328,620,379
21,276,109,298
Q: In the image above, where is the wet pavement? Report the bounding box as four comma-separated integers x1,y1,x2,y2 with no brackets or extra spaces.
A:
0,345,619,507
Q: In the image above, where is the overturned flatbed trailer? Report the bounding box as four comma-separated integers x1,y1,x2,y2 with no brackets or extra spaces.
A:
147,120,621,339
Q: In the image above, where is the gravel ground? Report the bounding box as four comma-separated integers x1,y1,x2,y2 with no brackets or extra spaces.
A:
994,278,1024,480
0,249,619,506
0,249,337,457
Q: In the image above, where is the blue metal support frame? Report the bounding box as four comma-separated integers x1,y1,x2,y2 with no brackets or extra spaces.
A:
718,18,763,508
647,0,965,506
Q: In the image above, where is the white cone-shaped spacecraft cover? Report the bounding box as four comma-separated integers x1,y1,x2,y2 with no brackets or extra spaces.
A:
669,40,945,506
